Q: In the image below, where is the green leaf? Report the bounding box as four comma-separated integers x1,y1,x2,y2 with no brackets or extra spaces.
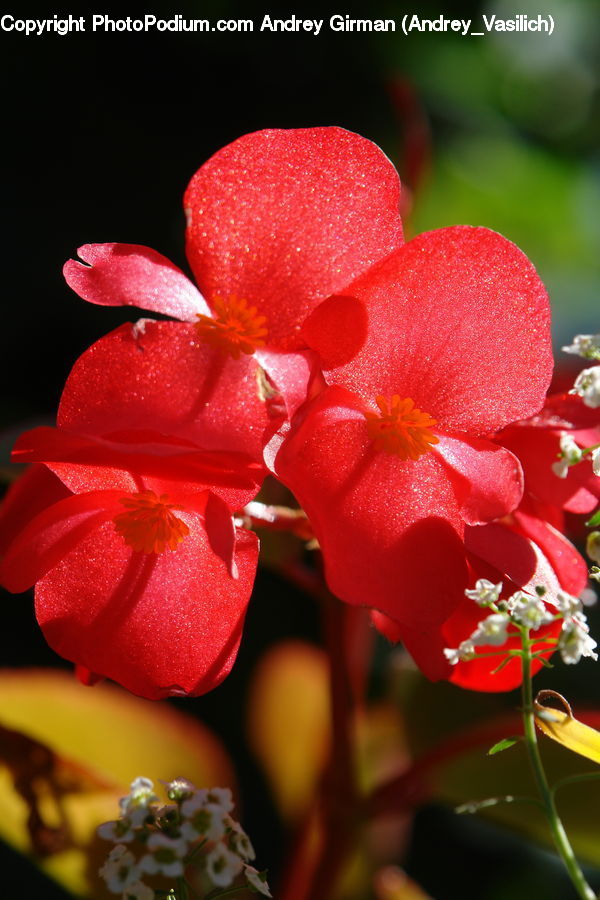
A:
488,736,521,756
585,509,600,527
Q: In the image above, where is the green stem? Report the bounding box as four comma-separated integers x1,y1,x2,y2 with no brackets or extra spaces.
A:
176,877,190,900
520,632,596,900
552,773,600,796
206,887,250,898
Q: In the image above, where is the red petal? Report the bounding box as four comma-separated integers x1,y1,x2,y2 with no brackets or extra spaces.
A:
310,226,552,434
14,427,263,511
499,424,600,514
204,492,238,578
445,523,567,691
300,295,369,369
532,392,600,430
274,386,468,627
435,434,523,525
184,127,403,349
63,243,209,320
387,522,568,691
58,320,271,467
0,464,71,558
35,518,258,699
0,490,123,593
512,509,588,596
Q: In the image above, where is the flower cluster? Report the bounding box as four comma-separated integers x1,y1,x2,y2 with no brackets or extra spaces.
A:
445,580,598,672
0,127,598,697
98,777,270,899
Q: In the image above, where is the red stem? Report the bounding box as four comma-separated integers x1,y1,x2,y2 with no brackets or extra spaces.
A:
304,592,359,898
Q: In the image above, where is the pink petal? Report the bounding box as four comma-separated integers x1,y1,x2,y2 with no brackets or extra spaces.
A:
308,226,552,434
184,127,404,349
274,386,468,628
35,517,258,699
58,320,272,466
435,434,523,525
63,243,209,320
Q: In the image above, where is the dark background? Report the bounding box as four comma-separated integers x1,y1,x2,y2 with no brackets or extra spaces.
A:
1,1,599,897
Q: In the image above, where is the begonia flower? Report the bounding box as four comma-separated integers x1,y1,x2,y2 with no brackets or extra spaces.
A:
273,226,553,631
0,323,270,699
374,511,588,692
63,127,404,415
497,392,600,514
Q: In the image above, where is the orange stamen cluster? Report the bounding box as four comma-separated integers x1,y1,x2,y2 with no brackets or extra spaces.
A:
113,490,189,554
195,294,268,359
365,395,439,460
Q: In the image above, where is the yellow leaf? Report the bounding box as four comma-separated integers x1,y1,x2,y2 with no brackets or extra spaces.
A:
247,641,330,822
534,690,600,765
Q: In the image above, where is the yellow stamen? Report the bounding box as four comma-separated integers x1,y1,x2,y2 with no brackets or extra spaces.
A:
365,395,439,460
196,294,268,359
113,490,189,554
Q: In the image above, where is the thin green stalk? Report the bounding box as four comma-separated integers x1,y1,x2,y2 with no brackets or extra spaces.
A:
520,631,596,900
176,877,190,900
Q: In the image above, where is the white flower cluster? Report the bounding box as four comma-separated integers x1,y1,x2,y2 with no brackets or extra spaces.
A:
562,333,600,361
552,433,600,479
444,581,598,669
552,591,599,665
569,366,600,409
98,777,271,899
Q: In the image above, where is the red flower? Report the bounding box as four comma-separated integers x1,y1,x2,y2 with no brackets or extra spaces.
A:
63,127,404,415
0,447,258,700
273,226,553,632
375,512,588,692
0,322,271,699
497,392,600,514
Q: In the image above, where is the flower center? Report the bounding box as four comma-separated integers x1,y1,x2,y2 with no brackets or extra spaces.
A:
195,294,268,359
365,395,439,460
113,490,189,554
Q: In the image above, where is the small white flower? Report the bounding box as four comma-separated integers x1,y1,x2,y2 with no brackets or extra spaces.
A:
510,592,555,631
99,844,141,894
119,777,158,827
122,881,154,900
97,818,136,843
553,591,584,618
552,433,583,478
471,613,510,647
164,777,196,802
180,792,227,842
139,832,188,878
443,640,476,666
562,333,600,360
205,842,244,888
570,366,600,408
244,864,272,897
465,579,502,607
592,447,600,476
225,815,255,861
205,787,234,812
559,621,599,665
